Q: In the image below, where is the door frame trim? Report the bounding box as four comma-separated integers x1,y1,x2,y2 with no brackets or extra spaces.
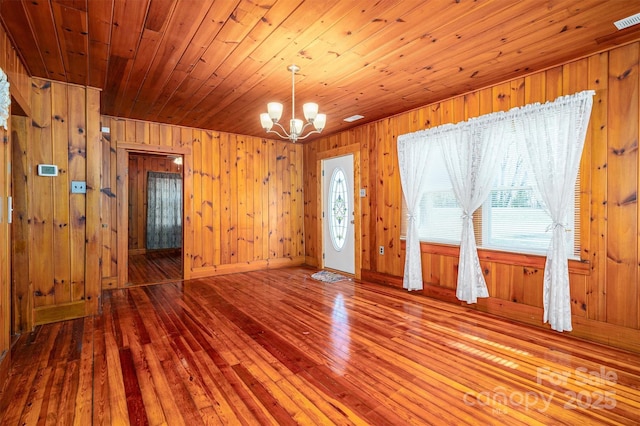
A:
316,146,361,280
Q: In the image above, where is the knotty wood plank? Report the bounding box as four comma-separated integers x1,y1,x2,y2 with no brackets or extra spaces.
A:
109,0,147,60
141,343,185,425
30,79,56,308
268,139,278,259
116,147,129,287
358,128,371,272
22,1,65,78
11,115,32,333
606,43,639,328
219,133,232,264
275,142,286,259
73,316,94,424
100,118,119,284
524,71,546,104
375,119,389,274
586,52,608,323
237,136,248,263
51,1,88,83
114,25,162,117
281,143,292,258
128,156,140,249
51,82,72,305
257,138,268,261
85,87,102,314
68,84,87,303
545,65,564,102
193,131,207,269
119,347,150,425
128,0,212,119
192,130,203,269
104,330,130,423
137,156,146,247
563,58,590,278
387,119,402,276
293,144,304,258
101,120,115,285
18,366,53,425
246,137,256,261
124,120,136,141
304,142,319,266
174,297,278,424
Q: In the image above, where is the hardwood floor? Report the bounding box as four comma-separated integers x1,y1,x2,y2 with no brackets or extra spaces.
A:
1,267,639,425
128,249,182,285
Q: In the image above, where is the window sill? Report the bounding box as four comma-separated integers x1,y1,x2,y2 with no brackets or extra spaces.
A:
400,240,591,276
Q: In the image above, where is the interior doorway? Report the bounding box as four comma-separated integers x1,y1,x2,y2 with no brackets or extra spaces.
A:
127,152,184,285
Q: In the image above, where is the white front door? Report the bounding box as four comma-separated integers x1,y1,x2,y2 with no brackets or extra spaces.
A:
322,154,355,274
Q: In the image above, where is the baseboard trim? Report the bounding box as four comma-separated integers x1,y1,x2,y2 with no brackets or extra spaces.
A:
190,256,306,279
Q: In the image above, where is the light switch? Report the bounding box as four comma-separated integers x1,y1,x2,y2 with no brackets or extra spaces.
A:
71,181,86,194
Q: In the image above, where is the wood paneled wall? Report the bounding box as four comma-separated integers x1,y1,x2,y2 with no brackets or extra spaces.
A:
304,41,640,353
100,116,305,288
13,79,102,330
127,153,181,252
0,23,31,385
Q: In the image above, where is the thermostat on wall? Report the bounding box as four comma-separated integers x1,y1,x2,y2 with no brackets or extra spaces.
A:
37,164,58,176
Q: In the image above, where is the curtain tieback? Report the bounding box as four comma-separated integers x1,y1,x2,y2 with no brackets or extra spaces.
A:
406,213,415,221
461,212,471,221
546,222,568,232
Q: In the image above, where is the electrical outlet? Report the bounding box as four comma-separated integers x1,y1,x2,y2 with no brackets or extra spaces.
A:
379,245,384,255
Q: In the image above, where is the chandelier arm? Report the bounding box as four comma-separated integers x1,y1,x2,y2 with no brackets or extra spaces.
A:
299,121,315,132
266,128,290,140
271,121,290,136
295,129,321,140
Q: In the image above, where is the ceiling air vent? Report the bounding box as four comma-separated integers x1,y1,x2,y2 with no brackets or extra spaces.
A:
343,114,364,123
614,13,640,30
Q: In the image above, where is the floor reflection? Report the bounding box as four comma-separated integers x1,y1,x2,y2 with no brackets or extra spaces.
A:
330,293,351,375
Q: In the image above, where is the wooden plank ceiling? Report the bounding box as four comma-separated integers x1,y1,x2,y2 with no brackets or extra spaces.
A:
2,0,640,141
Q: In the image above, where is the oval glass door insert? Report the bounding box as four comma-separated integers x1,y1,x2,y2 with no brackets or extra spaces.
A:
329,167,349,251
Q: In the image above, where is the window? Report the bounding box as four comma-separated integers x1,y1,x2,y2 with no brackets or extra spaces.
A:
481,139,576,255
329,167,349,251
415,142,463,244
405,139,580,258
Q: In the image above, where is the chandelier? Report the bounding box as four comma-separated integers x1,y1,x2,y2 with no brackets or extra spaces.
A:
260,65,326,143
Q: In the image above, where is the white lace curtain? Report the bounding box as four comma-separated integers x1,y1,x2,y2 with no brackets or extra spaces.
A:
397,131,435,290
397,90,594,330
147,171,183,250
440,113,512,303
513,92,594,331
